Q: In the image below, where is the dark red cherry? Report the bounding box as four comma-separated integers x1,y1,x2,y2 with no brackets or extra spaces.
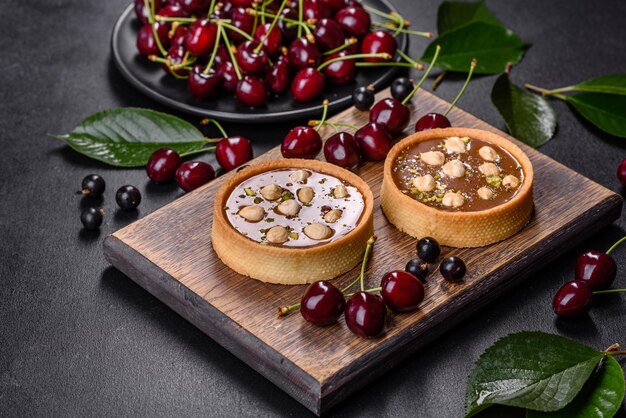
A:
381,270,425,312
156,4,188,18
415,112,452,132
134,0,166,24
354,122,392,161
217,61,238,92
290,68,325,103
146,147,182,183
236,40,268,74
179,0,210,14
169,25,189,48
187,65,222,100
277,8,299,42
335,6,371,38
324,0,347,13
265,57,291,95
281,126,322,159
231,0,253,6
361,30,396,62
253,23,283,58
236,75,269,107
575,250,617,291
287,37,321,70
212,44,230,66
617,159,626,187
300,281,346,326
322,52,356,85
175,161,215,192
313,18,346,52
303,0,333,20
324,132,361,169
345,292,386,337
215,136,253,171
137,23,169,56
369,98,410,135
163,45,190,77
228,7,255,43
552,281,593,318
185,19,218,56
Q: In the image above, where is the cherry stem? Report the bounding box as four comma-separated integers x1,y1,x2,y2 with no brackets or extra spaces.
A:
342,236,377,294
220,24,242,80
203,22,222,74
401,44,441,105
363,5,408,25
254,0,288,54
444,58,477,117
524,83,567,100
180,145,217,157
593,288,626,295
278,302,300,317
323,38,358,56
144,0,154,24
297,0,304,38
315,100,330,132
604,350,626,357
317,53,392,71
208,0,217,16
308,120,358,131
200,118,229,138
221,21,254,41
144,0,167,56
606,235,626,255
396,49,424,70
249,9,314,29
371,22,432,38
431,70,447,91
345,287,382,298
156,16,197,23
356,62,421,69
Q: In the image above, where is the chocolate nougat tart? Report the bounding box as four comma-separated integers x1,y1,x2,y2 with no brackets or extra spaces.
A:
212,159,374,284
381,128,534,247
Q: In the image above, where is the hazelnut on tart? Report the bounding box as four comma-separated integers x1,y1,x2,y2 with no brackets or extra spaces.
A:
212,159,374,284
381,128,534,248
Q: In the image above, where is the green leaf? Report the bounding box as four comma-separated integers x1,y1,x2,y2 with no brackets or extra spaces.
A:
491,73,557,147
465,331,605,417
421,22,525,74
437,0,502,34
564,93,626,138
54,108,210,167
526,356,625,418
572,74,626,95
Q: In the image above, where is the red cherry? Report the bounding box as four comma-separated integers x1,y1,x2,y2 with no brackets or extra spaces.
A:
552,281,593,318
215,136,253,171
146,147,182,183
217,61,239,92
617,159,626,187
175,161,215,192
380,270,425,312
287,37,321,70
335,6,371,38
323,132,361,169
313,18,346,52
265,56,291,95
354,122,392,161
361,30,396,62
290,68,326,103
345,292,386,337
179,0,210,14
300,281,346,326
169,25,189,48
156,4,188,18
162,46,190,77
277,7,299,42
184,19,218,56
322,52,356,85
369,98,410,135
228,7,255,43
303,0,333,20
187,65,221,100
134,0,166,24
231,0,253,6
415,113,452,132
324,0,348,13
281,126,322,159
253,23,283,58
236,75,269,107
137,22,169,56
236,40,268,74
575,250,617,291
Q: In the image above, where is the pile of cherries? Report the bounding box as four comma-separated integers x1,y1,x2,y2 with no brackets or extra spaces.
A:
134,0,430,107
279,236,467,338
79,174,142,230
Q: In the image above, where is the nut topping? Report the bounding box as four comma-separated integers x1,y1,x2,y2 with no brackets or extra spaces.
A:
289,169,311,184
444,137,467,154
478,146,498,162
266,226,289,243
259,184,282,201
276,199,301,217
332,184,349,198
297,187,314,204
420,151,445,166
442,160,466,178
502,175,520,189
238,205,265,222
323,209,343,223
304,223,333,240
442,192,465,208
477,186,494,200
479,162,500,177
412,174,436,192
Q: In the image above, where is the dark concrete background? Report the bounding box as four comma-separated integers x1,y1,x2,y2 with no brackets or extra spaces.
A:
1,0,626,416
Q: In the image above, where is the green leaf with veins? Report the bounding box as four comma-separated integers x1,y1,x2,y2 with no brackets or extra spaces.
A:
561,74,626,95
564,93,626,138
437,0,503,34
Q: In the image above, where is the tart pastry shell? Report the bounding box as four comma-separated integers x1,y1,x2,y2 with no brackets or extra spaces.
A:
381,128,534,248
212,159,375,285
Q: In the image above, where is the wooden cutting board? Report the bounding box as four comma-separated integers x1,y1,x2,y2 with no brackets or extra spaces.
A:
103,88,622,415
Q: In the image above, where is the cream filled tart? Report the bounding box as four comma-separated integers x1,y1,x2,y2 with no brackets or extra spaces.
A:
212,159,374,284
381,128,534,247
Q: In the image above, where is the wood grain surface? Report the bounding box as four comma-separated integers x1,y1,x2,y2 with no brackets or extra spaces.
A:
103,88,622,415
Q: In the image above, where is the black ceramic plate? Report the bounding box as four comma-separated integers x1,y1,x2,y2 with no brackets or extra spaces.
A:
110,1,408,123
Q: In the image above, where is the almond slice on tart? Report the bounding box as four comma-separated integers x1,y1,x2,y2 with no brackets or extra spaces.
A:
212,159,374,284
381,128,534,248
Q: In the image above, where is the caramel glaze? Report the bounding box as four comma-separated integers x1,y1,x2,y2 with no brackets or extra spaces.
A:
392,136,524,212
224,169,365,247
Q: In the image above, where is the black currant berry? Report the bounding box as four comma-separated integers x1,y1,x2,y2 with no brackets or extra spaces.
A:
440,256,466,281
116,185,141,211
417,237,440,262
81,174,106,197
81,207,104,230
352,86,375,111
405,258,429,282
390,77,414,102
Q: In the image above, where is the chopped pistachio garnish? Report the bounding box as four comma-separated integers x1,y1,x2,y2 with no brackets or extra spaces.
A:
253,197,263,204
244,187,256,196
486,175,502,188
280,190,294,201
289,232,299,240
265,218,274,223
